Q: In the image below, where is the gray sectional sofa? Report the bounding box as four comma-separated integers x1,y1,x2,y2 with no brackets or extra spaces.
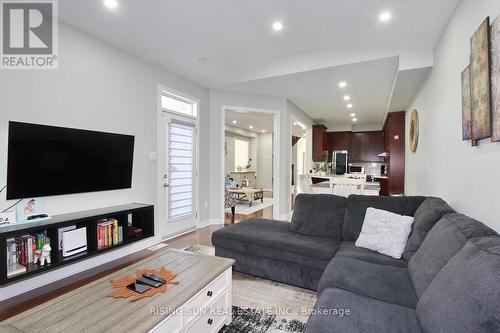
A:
212,194,500,332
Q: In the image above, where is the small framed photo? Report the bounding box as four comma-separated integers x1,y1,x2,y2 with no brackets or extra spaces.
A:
16,198,45,221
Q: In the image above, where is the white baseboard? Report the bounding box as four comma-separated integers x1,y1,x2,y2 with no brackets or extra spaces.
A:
0,236,158,302
198,219,222,228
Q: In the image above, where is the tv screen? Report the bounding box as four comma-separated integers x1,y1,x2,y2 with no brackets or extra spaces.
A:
7,122,135,199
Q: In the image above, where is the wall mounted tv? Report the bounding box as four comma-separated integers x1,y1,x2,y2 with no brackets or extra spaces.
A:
7,122,135,200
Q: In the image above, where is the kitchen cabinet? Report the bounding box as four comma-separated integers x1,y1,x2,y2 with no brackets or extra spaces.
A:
384,112,406,195
349,131,384,163
323,131,350,151
375,177,390,196
313,125,327,161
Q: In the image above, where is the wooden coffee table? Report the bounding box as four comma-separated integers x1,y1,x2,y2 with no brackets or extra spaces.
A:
227,188,264,207
1,249,234,333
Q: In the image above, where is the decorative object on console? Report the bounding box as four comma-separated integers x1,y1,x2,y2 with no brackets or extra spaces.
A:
16,198,50,222
109,267,178,301
33,244,51,266
409,110,419,153
491,15,500,142
470,17,492,141
355,207,414,259
0,211,16,226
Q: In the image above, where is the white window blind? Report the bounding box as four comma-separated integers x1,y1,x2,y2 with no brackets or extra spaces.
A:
168,121,195,221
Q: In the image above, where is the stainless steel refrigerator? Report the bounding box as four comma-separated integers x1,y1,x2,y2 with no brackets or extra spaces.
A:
327,150,348,175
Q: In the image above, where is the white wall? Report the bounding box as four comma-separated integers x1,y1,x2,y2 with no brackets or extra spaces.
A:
257,133,274,189
406,0,500,231
0,23,209,299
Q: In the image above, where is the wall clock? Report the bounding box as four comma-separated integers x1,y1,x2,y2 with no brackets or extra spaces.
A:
409,110,419,153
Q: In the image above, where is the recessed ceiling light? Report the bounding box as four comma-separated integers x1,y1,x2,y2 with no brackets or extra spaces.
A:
272,22,283,31
347,104,353,109
104,0,118,9
262,130,266,133
249,125,254,129
343,95,351,101
339,81,347,88
379,11,392,22
232,120,237,124
350,113,356,117
352,118,358,122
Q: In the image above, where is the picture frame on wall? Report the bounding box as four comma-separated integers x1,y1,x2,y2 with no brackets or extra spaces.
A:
470,17,492,141
461,65,472,140
491,15,500,142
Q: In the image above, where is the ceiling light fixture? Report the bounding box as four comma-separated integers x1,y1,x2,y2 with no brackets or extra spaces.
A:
343,95,351,101
249,125,254,129
352,118,358,122
232,120,237,124
272,22,283,31
339,81,347,88
379,11,392,22
262,130,266,133
104,0,118,9
350,113,356,117
347,104,353,108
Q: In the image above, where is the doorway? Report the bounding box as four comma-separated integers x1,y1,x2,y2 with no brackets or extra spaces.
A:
158,87,199,239
222,107,280,224
291,119,307,202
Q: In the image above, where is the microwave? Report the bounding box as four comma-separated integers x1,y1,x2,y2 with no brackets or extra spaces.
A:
348,165,365,174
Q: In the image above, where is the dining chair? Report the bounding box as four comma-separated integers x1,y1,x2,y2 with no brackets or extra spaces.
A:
332,177,361,197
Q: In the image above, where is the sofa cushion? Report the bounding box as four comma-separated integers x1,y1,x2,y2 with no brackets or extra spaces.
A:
290,193,347,239
403,197,455,261
408,213,497,297
318,256,417,308
417,236,500,333
355,207,414,259
342,195,426,241
211,218,339,271
305,288,422,333
335,241,407,267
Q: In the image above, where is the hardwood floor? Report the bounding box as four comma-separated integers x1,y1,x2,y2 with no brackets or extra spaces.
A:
0,207,272,321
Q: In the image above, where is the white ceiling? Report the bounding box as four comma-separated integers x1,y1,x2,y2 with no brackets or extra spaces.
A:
221,57,402,127
225,110,274,134
59,0,458,127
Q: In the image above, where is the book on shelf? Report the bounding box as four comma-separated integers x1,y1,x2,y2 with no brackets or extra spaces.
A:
6,231,50,277
97,218,123,250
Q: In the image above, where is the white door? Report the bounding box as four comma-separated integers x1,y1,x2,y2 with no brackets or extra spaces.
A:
161,112,197,238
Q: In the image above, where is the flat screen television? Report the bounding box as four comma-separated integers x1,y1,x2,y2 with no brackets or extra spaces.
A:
7,121,135,199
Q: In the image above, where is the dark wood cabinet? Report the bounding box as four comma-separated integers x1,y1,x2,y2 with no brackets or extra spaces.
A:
375,177,390,196
323,131,350,151
348,131,384,163
384,112,406,195
315,128,384,163
313,125,327,161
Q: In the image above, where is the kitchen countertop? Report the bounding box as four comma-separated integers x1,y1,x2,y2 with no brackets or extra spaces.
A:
309,174,381,189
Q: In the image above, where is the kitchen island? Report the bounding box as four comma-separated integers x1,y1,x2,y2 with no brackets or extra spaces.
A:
310,174,381,196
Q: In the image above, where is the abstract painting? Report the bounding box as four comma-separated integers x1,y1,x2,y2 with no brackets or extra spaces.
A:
491,15,500,142
461,65,472,140
470,17,492,141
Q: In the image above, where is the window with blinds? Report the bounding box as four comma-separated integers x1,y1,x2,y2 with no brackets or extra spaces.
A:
168,121,195,221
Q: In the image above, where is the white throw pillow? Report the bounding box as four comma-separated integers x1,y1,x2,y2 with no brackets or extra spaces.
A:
355,207,414,259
